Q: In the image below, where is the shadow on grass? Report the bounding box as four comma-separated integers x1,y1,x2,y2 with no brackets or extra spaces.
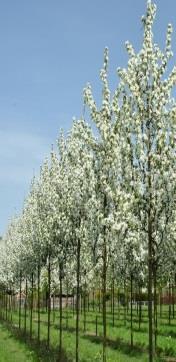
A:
157,329,176,339
160,322,176,328
127,326,147,334
54,324,76,334
156,346,176,360
83,333,176,360
82,333,146,358
0,319,71,362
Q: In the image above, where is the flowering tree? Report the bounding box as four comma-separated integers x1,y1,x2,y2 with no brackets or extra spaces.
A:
0,2,176,362
113,1,176,359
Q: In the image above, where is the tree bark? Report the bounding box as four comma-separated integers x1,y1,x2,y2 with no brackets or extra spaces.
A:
153,268,157,351
47,253,51,348
172,284,174,319
102,193,107,362
148,218,153,362
30,273,34,340
112,277,115,327
169,280,171,325
38,264,41,343
66,282,69,329
147,114,153,362
24,279,28,337
59,261,63,357
130,274,133,348
76,238,81,362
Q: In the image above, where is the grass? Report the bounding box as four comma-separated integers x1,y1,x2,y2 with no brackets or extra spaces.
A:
0,303,176,361
0,322,39,361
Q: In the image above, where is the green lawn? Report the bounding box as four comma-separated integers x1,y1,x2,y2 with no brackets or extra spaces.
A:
0,323,38,361
0,304,176,361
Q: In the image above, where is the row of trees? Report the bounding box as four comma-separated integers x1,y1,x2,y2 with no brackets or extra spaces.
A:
0,1,176,361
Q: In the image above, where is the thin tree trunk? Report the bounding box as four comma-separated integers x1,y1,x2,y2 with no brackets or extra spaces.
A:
147,94,153,362
59,262,63,357
169,280,171,325
110,284,113,314
159,287,162,319
96,315,98,336
99,283,101,313
38,264,40,343
139,296,142,331
124,280,126,327
30,273,34,340
112,277,115,327
117,288,120,320
11,288,14,323
45,290,48,313
172,284,174,319
47,253,51,348
88,293,90,312
83,289,86,332
93,289,95,312
76,238,81,362
80,291,83,314
10,287,13,323
66,282,69,329
153,268,157,351
72,288,75,316
3,288,5,320
102,193,107,362
5,290,8,321
24,279,28,337
148,222,153,362
130,274,133,348
53,295,55,324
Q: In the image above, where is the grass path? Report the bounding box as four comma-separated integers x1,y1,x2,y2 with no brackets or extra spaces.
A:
0,323,38,361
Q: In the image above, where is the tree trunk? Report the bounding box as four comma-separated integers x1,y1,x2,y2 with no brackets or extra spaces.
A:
47,253,51,348
9,288,12,323
88,292,90,312
159,287,162,319
172,284,174,320
59,262,63,357
30,273,34,340
138,285,141,331
124,280,126,327
66,282,69,329
72,289,75,316
5,288,8,321
99,283,101,313
53,294,55,324
76,238,81,362
96,315,98,336
83,289,86,333
169,280,171,325
117,288,120,320
112,277,115,327
130,274,133,348
147,119,153,362
148,219,153,362
102,197,107,362
93,289,95,312
153,268,157,352
24,279,28,337
38,264,41,343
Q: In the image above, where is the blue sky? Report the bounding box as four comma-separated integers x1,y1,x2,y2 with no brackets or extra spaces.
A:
0,0,176,234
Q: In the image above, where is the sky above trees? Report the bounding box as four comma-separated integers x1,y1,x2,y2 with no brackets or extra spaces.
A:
1,0,176,234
